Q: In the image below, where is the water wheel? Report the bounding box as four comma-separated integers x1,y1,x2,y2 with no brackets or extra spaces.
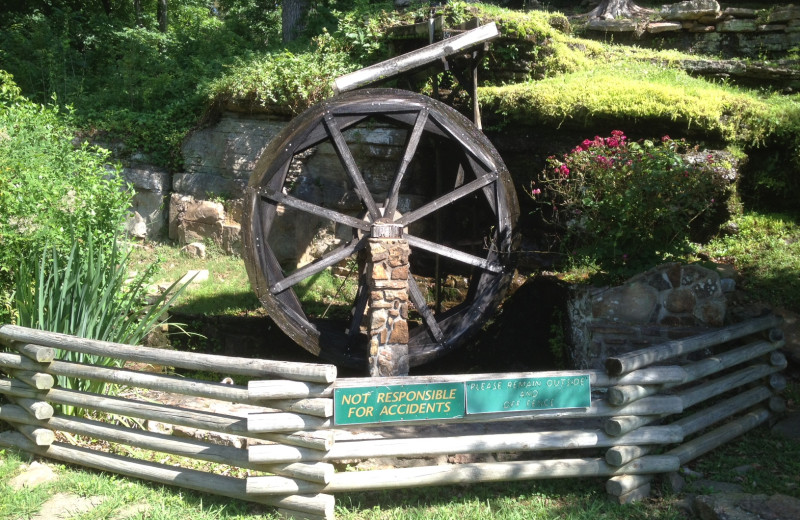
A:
243,88,519,368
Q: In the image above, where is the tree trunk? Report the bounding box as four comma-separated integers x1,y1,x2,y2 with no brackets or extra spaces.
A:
587,0,651,19
135,0,142,27
157,0,168,33
282,0,310,43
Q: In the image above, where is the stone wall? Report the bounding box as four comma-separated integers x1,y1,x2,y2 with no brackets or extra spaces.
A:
586,1,800,60
568,263,736,370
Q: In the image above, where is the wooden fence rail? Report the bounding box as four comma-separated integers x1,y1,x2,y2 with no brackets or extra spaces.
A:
0,314,786,519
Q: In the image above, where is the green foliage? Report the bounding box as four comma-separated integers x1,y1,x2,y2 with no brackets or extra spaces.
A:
14,230,190,415
533,131,730,273
208,40,358,114
0,72,132,323
702,211,800,311
0,2,267,169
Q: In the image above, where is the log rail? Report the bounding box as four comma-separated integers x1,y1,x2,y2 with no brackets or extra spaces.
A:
0,314,787,519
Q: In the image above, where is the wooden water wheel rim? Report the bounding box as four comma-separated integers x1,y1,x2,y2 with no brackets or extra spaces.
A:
243,88,519,368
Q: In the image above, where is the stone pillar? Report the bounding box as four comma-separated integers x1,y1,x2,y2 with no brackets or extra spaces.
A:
367,223,410,377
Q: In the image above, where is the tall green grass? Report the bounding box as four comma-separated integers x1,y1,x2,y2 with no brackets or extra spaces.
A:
14,231,190,414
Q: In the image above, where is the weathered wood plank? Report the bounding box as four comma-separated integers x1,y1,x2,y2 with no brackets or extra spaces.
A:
323,112,381,221
333,23,500,93
16,424,54,446
0,379,253,436
0,324,336,383
666,407,770,465
671,385,771,438
604,415,660,436
607,385,659,406
405,234,501,272
248,412,332,433
249,380,334,400
678,363,782,410
675,338,784,387
11,397,54,420
612,482,651,504
383,108,429,219
260,189,370,232
247,455,679,495
605,314,783,375
12,342,55,363
0,431,333,518
271,238,367,294
605,445,653,467
606,474,653,496
9,369,54,390
396,173,498,227
248,426,683,463
331,367,687,392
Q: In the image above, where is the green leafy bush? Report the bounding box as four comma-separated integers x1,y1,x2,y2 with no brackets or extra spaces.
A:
15,230,190,415
0,71,131,323
532,131,730,272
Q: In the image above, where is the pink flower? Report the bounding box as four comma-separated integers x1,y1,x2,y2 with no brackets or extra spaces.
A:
611,130,625,138
531,188,541,196
662,135,671,142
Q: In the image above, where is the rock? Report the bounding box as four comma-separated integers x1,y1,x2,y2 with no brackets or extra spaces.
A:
723,8,757,18
662,0,721,21
123,167,170,192
122,167,170,239
718,19,758,32
771,411,800,441
690,479,744,494
179,269,209,285
180,113,285,199
693,492,800,520
9,461,57,490
586,19,639,32
182,242,206,258
647,21,683,33
592,282,659,323
31,493,105,520
768,6,800,24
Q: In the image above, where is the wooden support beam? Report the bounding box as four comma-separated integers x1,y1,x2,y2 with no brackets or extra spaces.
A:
0,431,334,519
0,324,336,383
248,426,683,463
605,445,653,467
666,407,770,465
333,23,500,93
605,314,783,375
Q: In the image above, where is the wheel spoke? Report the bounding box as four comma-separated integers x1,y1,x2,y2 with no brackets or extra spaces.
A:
323,112,381,221
347,267,370,342
406,234,502,273
431,113,494,172
454,164,465,189
298,114,370,152
384,108,429,220
395,172,498,226
270,237,368,294
408,275,444,344
259,188,370,232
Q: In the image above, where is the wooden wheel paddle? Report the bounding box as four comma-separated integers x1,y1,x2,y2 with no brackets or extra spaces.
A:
243,88,519,368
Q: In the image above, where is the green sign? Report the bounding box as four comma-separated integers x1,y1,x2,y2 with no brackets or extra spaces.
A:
465,375,591,414
334,383,465,425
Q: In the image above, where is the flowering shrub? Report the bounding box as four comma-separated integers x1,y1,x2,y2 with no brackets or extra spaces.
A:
532,131,730,271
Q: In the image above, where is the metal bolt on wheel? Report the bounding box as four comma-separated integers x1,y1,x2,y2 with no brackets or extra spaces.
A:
243,89,519,368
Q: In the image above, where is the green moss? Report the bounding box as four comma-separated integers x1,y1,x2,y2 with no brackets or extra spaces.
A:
480,62,800,145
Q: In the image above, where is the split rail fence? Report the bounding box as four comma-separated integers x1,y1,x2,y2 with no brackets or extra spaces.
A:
0,313,787,520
